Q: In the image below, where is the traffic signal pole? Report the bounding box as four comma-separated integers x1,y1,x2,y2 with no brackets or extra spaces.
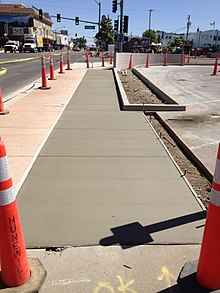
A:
51,15,98,25
119,0,124,52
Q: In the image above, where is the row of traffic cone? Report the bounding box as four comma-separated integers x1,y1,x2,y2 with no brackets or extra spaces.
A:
128,53,219,76
40,51,72,90
85,51,113,69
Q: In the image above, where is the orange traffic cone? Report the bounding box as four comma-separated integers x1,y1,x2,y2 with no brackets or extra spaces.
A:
180,52,185,66
66,51,72,70
101,51,105,67
86,55,90,68
0,139,30,287
48,53,56,80
59,52,65,74
163,53,167,66
212,57,218,76
187,52,190,63
146,54,149,68
109,51,113,65
196,143,220,289
0,87,9,115
128,53,132,69
39,53,51,90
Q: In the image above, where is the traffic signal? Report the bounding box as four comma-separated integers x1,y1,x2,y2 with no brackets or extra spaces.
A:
75,17,79,25
39,9,43,20
57,13,61,22
114,19,119,32
112,0,117,13
123,15,129,34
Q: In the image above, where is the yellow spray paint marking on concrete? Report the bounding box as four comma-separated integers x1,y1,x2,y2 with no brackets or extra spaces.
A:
94,282,115,292
0,67,7,76
157,266,176,287
117,276,137,293
94,276,137,293
0,57,38,65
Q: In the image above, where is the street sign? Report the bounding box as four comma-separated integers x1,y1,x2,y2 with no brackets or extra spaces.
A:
84,25,95,29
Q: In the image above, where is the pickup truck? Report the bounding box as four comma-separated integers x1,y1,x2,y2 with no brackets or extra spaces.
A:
4,41,19,53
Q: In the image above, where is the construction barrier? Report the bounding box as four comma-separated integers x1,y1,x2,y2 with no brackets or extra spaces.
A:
59,52,65,74
39,54,51,90
66,51,72,70
128,53,132,69
115,53,182,69
196,143,220,290
48,53,56,80
0,139,30,287
0,87,9,115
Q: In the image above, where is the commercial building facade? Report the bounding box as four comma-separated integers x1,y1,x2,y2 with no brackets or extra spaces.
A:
0,4,53,46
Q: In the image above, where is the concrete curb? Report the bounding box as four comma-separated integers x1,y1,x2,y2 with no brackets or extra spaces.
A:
0,258,46,292
154,113,213,184
178,260,219,292
113,67,186,112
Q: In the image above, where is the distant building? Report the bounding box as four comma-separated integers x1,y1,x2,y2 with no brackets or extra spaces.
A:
157,29,220,49
0,4,53,45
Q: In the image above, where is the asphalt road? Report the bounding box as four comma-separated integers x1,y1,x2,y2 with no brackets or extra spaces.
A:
0,51,85,101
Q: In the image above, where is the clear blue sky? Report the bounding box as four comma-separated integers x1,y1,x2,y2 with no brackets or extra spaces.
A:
2,0,220,45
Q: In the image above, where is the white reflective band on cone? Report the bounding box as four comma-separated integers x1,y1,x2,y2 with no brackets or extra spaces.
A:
213,159,220,185
210,188,220,207
0,157,11,182
0,187,15,206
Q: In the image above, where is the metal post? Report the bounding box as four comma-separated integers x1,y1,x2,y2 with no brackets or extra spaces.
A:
98,2,101,32
119,0,124,52
148,9,154,49
94,0,101,33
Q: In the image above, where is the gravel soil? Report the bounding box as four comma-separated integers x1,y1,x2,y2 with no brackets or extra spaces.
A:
119,69,212,209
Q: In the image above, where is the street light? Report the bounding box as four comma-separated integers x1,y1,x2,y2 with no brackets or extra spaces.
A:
94,0,101,33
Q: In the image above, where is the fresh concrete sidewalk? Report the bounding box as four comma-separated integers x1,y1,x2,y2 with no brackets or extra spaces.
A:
17,69,205,247
1,66,206,292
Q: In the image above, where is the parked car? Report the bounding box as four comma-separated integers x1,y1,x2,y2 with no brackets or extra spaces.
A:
4,40,19,53
23,44,38,53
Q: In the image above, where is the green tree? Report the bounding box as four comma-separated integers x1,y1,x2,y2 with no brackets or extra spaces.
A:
142,29,157,43
72,37,87,49
95,16,114,50
172,37,182,47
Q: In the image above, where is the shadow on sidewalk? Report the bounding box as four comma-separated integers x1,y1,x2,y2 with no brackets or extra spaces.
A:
156,284,184,293
100,211,206,249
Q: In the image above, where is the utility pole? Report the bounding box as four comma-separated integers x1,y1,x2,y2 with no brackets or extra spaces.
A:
186,15,191,40
148,9,154,48
119,0,124,52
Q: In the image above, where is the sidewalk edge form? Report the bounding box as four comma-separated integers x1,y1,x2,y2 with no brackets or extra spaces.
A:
113,67,186,112
154,113,213,184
